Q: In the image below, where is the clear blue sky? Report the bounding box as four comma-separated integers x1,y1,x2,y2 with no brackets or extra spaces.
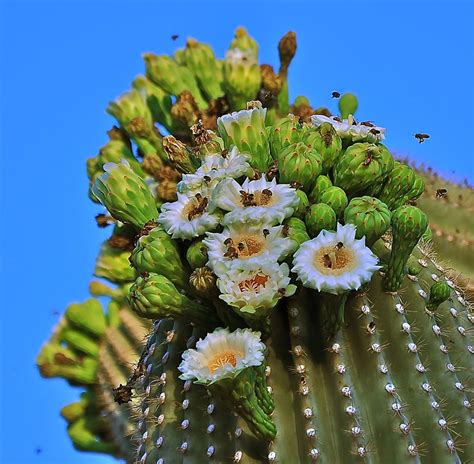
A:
1,1,473,463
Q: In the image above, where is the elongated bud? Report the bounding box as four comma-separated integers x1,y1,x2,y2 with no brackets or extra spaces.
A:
128,273,219,327
391,173,425,209
383,205,428,292
338,93,358,118
309,174,332,202
92,160,158,229
217,102,271,171
268,114,307,159
344,196,391,246
61,328,99,357
88,280,123,299
278,142,323,192
186,238,209,269
94,242,137,284
230,27,258,58
319,186,348,217
378,161,417,209
182,38,224,101
305,203,337,237
143,53,207,109
130,226,187,288
170,90,200,128
278,31,297,75
191,123,224,155
427,282,451,310
64,299,107,338
162,135,198,173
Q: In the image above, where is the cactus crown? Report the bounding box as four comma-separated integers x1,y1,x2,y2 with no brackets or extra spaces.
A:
38,27,473,463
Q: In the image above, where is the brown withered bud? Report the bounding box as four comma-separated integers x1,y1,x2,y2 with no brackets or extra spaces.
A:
260,64,282,94
95,213,114,228
113,384,133,405
127,116,152,138
171,90,201,127
157,180,178,202
141,153,164,179
278,31,297,75
108,234,135,251
162,135,196,173
107,126,131,147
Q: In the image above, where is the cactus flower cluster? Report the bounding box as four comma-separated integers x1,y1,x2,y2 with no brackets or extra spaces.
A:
38,27,473,464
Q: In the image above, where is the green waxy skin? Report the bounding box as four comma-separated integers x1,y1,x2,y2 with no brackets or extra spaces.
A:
308,174,332,202
305,203,337,237
383,205,429,292
95,242,137,284
344,196,392,246
338,92,358,119
318,186,348,217
293,189,309,219
130,226,188,288
305,122,343,174
427,281,451,310
278,142,323,191
186,238,209,269
268,114,307,158
378,161,417,210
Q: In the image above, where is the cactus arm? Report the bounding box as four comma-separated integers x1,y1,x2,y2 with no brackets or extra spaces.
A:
67,417,116,454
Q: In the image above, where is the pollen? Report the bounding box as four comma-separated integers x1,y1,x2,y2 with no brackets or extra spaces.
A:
314,244,357,276
233,234,265,258
182,194,208,220
207,350,242,373
238,273,269,292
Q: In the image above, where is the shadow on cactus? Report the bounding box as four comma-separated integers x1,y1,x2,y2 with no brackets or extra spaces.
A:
38,27,473,463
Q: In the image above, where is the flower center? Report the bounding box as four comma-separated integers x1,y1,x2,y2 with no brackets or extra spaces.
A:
238,273,269,293
314,243,357,276
224,234,265,259
207,350,243,374
239,189,273,207
182,193,208,220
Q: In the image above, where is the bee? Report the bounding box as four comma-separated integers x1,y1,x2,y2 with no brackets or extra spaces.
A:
298,116,305,125
252,169,262,180
240,190,256,207
362,152,373,167
333,116,342,122
237,242,246,252
277,288,286,296
187,195,208,220
335,241,344,249
221,149,229,158
415,133,430,143
171,34,179,41
203,175,211,182
263,90,274,101
290,181,302,190
261,188,273,197
331,91,341,98
282,224,290,237
262,228,270,238
224,246,238,259
369,128,380,136
436,188,448,198
360,121,375,127
267,161,279,180
224,237,234,246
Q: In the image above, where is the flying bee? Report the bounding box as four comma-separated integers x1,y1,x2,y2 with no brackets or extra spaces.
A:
415,133,430,143
171,34,179,41
436,188,448,198
331,91,341,98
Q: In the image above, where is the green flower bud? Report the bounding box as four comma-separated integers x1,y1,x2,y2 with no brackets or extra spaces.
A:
143,53,207,109
132,75,176,131
107,90,164,159
65,299,106,338
343,196,391,246
67,416,116,454
427,282,451,310
88,280,122,299
128,273,219,327
305,203,337,237
334,143,388,196
268,114,307,159
392,173,425,210
293,189,309,219
162,135,198,173
284,217,310,253
383,205,428,292
61,328,99,357
229,27,258,58
338,93,358,119
378,161,417,210
217,102,271,172
305,122,343,174
186,238,209,269
422,225,433,242
61,397,89,423
319,186,348,217
293,95,310,107
92,160,158,229
309,175,332,202
191,124,225,156
130,226,187,288
407,256,422,276
182,38,224,101
94,242,136,284
278,142,323,191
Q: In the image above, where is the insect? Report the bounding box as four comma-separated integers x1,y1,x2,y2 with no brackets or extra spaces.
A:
221,148,229,158
360,121,375,127
369,128,380,136
224,237,234,246
187,194,208,220
415,133,430,143
262,229,270,238
335,241,344,249
240,190,257,207
261,188,272,197
237,242,246,252
290,181,302,190
203,175,211,182
224,246,238,259
331,91,341,98
436,188,448,198
362,152,374,167
171,34,179,41
113,384,133,405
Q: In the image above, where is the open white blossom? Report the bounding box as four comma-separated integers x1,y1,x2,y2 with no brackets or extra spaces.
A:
203,223,294,277
218,262,296,315
292,223,380,295
211,176,299,226
177,147,252,193
158,188,222,240
311,114,385,143
217,105,267,143
178,328,265,384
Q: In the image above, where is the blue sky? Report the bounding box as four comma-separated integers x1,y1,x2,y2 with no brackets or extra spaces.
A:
1,1,473,463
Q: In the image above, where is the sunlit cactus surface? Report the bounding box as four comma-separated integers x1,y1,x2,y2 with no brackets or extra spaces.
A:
38,27,473,464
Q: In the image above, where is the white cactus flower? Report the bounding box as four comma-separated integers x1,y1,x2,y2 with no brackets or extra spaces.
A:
218,262,296,314
158,188,222,240
178,328,265,384
203,223,294,277
177,147,252,193
292,223,381,295
217,104,267,144
210,176,299,226
311,114,385,143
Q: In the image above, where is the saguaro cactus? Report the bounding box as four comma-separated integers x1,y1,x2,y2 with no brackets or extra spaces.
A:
38,28,473,463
